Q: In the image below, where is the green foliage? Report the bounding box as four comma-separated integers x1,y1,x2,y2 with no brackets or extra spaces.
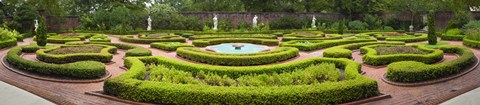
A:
89,34,111,42
463,21,480,30
323,41,405,59
36,45,116,64
465,29,480,41
446,11,470,29
361,45,444,66
36,17,48,46
176,47,299,66
104,56,379,104
446,28,462,36
189,34,276,40
280,37,377,51
363,14,383,30
335,20,347,34
66,42,152,57
385,34,429,42
387,45,475,82
270,16,306,29
119,35,186,44
192,38,279,47
6,46,106,78
150,42,194,51
428,11,437,45
282,33,342,42
348,20,369,30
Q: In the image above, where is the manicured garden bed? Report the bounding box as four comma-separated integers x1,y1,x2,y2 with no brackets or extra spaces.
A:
360,45,443,66
36,44,117,64
280,37,377,51
192,38,279,47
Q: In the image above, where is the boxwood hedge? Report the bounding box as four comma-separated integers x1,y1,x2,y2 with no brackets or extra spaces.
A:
66,42,152,57
176,47,299,66
323,41,405,59
0,39,17,49
463,37,480,48
282,34,343,42
104,56,379,104
119,35,186,44
189,34,277,40
6,46,106,78
280,37,377,51
89,34,111,42
192,38,279,47
385,34,428,42
386,45,476,83
150,42,193,51
36,45,117,64
441,35,464,41
361,45,444,66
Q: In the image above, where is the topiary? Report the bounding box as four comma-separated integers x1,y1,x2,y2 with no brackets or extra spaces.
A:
348,20,369,30
427,11,437,45
36,17,47,46
337,19,346,34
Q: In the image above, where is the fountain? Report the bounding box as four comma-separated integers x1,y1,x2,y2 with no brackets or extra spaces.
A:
206,43,269,54
312,16,316,28
213,14,218,30
232,44,245,50
34,19,39,31
147,16,152,31
253,15,258,28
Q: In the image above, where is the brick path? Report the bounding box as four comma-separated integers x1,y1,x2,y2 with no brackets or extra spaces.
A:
0,36,479,104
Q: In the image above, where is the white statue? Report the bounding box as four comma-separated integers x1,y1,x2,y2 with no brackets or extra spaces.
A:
34,19,39,31
213,14,218,30
311,16,317,28
147,16,152,31
409,25,414,32
253,15,258,28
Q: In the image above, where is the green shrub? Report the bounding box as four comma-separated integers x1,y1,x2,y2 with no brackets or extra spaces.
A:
192,38,278,47
446,28,462,36
89,34,111,42
36,17,47,46
465,29,480,41
323,41,405,58
6,46,106,78
348,20,369,30
361,45,443,66
119,35,186,44
280,37,377,51
428,11,437,45
189,34,276,40
386,45,475,82
281,32,343,42
385,34,428,42
103,56,379,104
66,42,152,57
270,16,306,29
36,45,116,64
151,42,194,51
441,35,464,41
463,21,480,30
176,47,299,66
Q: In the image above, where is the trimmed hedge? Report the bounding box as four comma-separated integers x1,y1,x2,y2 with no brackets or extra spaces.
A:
0,39,17,49
36,45,117,64
104,56,379,104
386,45,476,82
192,38,279,47
323,41,405,59
6,46,106,78
361,45,444,66
463,37,480,48
282,34,343,42
34,33,94,43
280,38,377,51
119,35,186,44
189,34,277,40
385,34,428,42
176,47,299,66
89,34,111,42
150,42,194,51
66,42,152,57
441,35,464,41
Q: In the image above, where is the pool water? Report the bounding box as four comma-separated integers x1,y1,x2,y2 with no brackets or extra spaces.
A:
208,43,269,54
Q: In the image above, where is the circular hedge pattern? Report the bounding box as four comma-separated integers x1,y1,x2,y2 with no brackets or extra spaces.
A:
360,44,444,66
176,47,299,66
36,44,117,64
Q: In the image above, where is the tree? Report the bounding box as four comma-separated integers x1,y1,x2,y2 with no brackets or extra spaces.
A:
427,11,437,45
337,19,346,34
36,17,47,46
332,0,385,20
385,0,438,26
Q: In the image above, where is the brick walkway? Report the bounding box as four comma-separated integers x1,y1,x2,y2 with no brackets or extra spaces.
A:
0,36,479,104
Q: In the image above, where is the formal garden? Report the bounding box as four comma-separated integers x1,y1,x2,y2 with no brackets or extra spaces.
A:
1,0,480,105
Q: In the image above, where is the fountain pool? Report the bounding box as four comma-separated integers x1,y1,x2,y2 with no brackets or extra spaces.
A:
206,43,269,54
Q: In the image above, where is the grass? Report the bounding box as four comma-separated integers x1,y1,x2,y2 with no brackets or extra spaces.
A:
47,46,104,54
374,46,428,55
421,41,449,49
